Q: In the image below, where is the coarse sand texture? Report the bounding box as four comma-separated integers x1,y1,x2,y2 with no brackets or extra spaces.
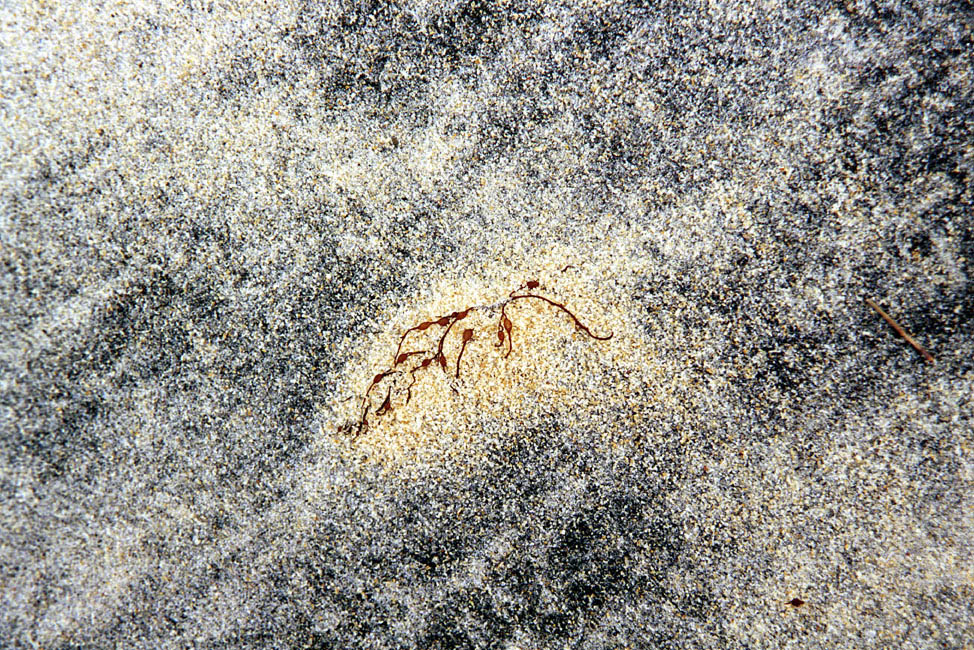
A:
1,1,972,649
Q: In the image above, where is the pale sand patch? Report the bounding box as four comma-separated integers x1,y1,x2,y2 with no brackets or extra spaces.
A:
321,240,676,472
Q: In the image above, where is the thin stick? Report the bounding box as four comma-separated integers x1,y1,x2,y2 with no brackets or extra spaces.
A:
864,298,934,364
455,329,474,378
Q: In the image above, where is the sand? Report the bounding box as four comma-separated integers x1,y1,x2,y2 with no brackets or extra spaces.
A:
1,1,971,648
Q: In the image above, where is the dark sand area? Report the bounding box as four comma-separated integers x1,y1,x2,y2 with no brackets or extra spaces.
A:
1,1,972,648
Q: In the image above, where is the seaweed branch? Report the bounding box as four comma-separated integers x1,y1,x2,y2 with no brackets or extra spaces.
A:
348,280,613,435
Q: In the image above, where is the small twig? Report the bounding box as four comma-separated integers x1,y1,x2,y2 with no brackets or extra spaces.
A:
864,297,934,364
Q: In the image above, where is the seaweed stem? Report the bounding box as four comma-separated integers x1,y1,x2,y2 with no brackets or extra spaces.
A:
508,292,613,340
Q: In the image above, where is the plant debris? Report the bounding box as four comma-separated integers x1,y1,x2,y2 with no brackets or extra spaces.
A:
864,297,934,364
350,280,613,435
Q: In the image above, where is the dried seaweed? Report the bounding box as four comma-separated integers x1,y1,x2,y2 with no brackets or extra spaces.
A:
349,280,613,435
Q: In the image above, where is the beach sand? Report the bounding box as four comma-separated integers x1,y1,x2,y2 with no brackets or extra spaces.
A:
1,1,971,647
